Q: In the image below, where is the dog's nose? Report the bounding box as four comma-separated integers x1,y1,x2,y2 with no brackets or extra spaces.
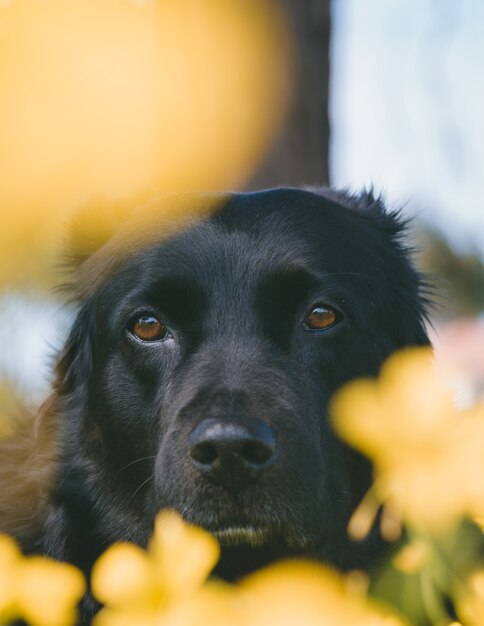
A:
189,418,276,493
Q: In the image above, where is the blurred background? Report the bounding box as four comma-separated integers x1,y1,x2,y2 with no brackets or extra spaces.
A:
0,0,483,404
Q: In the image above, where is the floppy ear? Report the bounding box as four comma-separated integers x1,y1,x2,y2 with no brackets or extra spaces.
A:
317,187,432,347
360,190,432,348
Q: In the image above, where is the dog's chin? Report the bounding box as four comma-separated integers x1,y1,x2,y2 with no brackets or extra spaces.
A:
212,539,290,582
208,525,313,582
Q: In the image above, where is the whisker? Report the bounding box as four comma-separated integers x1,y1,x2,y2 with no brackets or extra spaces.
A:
323,271,370,279
130,474,154,501
118,455,156,474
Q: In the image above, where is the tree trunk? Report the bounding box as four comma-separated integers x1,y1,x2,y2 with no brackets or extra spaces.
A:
249,0,331,189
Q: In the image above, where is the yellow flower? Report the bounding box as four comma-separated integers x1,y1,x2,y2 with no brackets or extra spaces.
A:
0,534,85,626
392,540,430,574
92,509,220,626
0,0,288,287
0,534,20,618
331,347,484,533
91,543,157,611
16,558,86,626
242,561,407,626
456,570,484,626
161,582,244,626
92,512,412,626
149,508,220,598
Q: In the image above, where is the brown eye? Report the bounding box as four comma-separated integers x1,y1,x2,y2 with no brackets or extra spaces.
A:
304,305,340,331
130,315,168,342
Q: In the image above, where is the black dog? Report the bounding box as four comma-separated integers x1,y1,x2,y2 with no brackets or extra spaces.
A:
13,188,429,621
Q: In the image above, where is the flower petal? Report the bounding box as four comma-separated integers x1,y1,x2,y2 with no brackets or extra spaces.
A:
16,557,85,626
92,542,157,609
150,509,220,596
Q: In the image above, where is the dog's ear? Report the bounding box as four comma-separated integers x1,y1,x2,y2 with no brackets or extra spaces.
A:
357,189,432,348
316,187,432,347
320,187,405,237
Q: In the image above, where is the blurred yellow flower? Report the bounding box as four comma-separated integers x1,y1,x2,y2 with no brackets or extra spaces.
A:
242,561,407,626
0,0,289,287
0,534,20,618
160,582,244,626
92,510,407,626
331,347,484,533
92,509,220,626
0,533,85,626
149,508,220,598
92,542,158,611
456,570,484,626
392,539,430,574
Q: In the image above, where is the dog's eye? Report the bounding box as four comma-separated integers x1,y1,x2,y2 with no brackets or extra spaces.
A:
130,315,168,342
304,305,340,331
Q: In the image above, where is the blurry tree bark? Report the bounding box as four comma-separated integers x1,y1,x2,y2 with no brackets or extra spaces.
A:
249,0,331,189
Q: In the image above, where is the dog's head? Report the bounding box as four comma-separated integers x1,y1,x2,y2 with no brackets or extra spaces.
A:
54,188,429,576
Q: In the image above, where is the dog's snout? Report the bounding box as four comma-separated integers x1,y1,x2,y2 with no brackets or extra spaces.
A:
189,418,276,492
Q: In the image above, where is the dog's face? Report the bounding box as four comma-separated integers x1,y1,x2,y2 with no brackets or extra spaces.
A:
55,189,429,577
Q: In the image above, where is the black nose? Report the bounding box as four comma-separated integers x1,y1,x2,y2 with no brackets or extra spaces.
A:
189,418,276,493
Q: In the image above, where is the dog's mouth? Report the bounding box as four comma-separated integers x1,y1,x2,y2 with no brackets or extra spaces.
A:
211,525,270,547
206,522,311,581
180,507,319,556
211,537,292,582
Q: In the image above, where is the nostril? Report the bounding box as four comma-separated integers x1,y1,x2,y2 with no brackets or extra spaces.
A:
190,441,218,465
189,418,277,489
241,441,274,465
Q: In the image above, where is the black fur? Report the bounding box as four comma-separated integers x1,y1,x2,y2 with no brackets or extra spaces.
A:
35,188,429,622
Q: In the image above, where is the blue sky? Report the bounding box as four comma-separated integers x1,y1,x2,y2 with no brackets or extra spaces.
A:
331,0,484,257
